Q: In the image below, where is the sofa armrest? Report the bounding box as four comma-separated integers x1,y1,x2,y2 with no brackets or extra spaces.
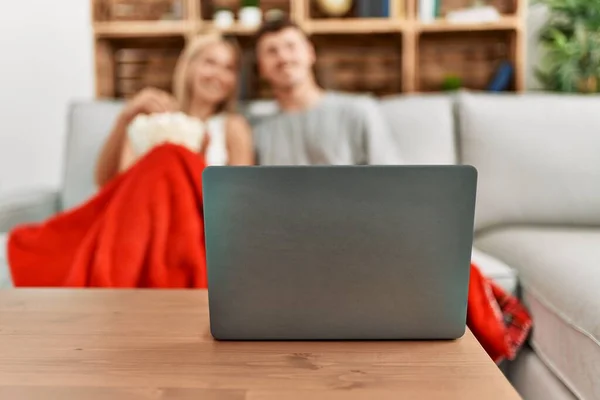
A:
0,189,60,233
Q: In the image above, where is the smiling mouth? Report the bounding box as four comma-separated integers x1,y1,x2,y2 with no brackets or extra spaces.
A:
203,80,222,92
278,67,297,77
278,63,295,70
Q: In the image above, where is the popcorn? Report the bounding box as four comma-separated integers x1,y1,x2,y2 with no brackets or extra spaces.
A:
127,112,206,156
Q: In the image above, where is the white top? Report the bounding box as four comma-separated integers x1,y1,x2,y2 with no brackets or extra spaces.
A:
204,113,229,166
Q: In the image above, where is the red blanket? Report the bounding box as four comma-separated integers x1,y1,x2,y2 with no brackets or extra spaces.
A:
468,263,532,363
7,144,531,362
8,144,208,288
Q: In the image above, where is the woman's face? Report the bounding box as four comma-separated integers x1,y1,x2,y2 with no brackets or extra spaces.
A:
188,42,237,108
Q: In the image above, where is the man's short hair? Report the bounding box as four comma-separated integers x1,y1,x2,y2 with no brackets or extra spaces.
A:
253,16,310,45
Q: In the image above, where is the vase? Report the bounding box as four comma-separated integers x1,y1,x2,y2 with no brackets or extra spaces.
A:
315,0,353,17
214,9,234,28
239,6,262,27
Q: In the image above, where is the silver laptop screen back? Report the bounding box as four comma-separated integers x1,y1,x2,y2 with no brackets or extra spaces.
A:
203,166,477,340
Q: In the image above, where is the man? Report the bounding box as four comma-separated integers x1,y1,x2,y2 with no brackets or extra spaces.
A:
252,18,403,165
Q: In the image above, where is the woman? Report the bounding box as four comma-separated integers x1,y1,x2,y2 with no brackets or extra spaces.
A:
7,33,253,288
96,32,254,187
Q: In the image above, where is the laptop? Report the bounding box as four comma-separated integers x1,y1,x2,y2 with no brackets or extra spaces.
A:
202,166,477,341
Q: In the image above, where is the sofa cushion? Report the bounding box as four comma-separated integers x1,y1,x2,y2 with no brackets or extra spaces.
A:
62,101,124,210
476,226,600,400
471,247,517,294
458,92,600,232
379,94,457,164
509,346,577,400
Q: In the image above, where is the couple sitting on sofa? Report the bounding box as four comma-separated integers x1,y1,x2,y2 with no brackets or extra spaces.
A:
8,17,402,288
96,17,401,188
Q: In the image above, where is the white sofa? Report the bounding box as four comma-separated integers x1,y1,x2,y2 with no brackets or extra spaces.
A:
0,91,598,399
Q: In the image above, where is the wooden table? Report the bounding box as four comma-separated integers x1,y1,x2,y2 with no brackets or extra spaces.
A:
0,290,520,399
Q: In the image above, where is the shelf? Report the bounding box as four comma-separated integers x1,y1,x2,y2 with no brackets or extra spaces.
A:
204,19,406,36
304,19,405,35
201,23,260,36
94,21,193,38
91,0,526,97
415,16,519,33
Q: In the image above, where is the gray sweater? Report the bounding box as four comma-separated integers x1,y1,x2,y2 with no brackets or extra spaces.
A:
253,92,403,165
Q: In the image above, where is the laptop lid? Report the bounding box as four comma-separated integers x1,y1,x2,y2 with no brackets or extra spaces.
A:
203,166,477,340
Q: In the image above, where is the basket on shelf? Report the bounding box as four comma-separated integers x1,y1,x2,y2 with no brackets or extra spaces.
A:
311,34,402,96
316,50,401,95
419,33,509,91
97,0,182,21
115,48,182,98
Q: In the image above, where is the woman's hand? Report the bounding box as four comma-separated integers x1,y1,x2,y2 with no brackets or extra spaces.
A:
121,88,179,124
96,88,179,187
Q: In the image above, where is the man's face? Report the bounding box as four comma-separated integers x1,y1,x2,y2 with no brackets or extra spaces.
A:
256,27,316,90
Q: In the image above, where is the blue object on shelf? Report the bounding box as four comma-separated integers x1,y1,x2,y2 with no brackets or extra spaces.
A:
381,0,390,17
357,0,389,17
487,61,514,92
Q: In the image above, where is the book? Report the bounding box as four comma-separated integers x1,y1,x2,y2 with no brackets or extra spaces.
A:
419,0,436,22
434,0,441,18
357,0,390,18
357,0,370,18
395,0,405,18
382,0,390,17
487,61,514,92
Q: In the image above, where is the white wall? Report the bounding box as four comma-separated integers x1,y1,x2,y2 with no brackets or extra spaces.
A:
0,0,94,195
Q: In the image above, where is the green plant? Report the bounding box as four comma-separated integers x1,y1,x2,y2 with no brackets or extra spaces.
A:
241,0,260,8
441,75,462,91
535,0,600,93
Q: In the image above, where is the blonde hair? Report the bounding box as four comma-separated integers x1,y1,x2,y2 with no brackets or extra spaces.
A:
173,33,240,114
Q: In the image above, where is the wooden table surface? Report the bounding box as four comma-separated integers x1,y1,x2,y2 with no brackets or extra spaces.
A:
0,289,520,400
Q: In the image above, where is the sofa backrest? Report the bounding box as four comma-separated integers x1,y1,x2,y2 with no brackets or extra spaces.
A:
61,95,456,210
379,94,457,164
457,91,600,232
62,101,124,210
63,92,600,237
